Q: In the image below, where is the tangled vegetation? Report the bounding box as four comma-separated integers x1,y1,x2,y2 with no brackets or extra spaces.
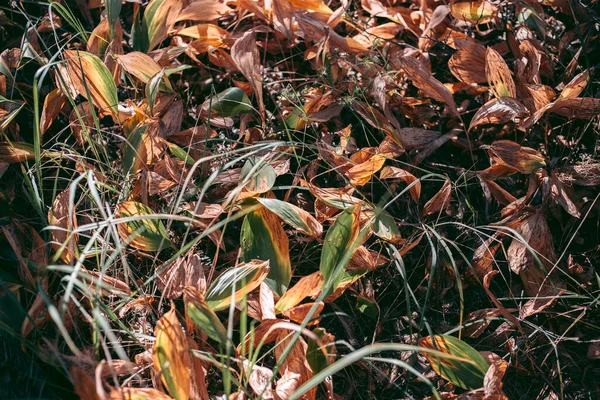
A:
0,0,599,399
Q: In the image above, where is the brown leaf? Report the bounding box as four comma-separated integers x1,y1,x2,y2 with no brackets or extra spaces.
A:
231,30,264,122
544,171,580,218
48,188,78,264
481,179,516,205
380,166,420,203
469,98,528,130
483,357,508,396
397,128,442,150
177,24,231,53
482,140,546,174
40,88,66,137
70,367,100,400
461,308,502,338
422,179,452,216
559,70,589,100
157,253,207,299
176,0,233,22
485,47,516,99
391,50,459,116
246,362,275,400
282,302,325,325
69,102,96,146
507,212,554,274
352,22,402,48
274,330,315,400
347,245,390,271
448,39,487,84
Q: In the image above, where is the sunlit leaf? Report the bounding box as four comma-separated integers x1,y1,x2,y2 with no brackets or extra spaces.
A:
203,87,253,117
254,197,323,238
153,306,191,400
185,287,228,344
205,260,270,311
320,204,364,296
116,201,172,251
240,157,276,193
241,207,291,296
62,49,119,119
419,334,489,390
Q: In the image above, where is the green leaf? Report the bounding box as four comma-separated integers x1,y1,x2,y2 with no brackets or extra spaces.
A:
122,123,149,175
371,207,402,243
419,335,489,390
240,208,291,296
116,201,172,252
255,198,322,237
132,4,149,52
146,69,165,116
204,87,253,117
166,142,196,165
185,289,228,344
205,260,270,311
105,0,122,39
240,157,276,194
320,204,363,296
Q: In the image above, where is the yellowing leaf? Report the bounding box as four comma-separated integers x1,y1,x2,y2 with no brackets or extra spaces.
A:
62,50,119,119
177,24,230,53
485,47,516,99
153,306,191,400
145,0,182,51
255,198,323,238
241,157,277,194
419,335,489,390
450,1,497,24
241,207,291,296
117,52,173,92
482,140,546,174
116,201,172,251
205,260,270,311
347,154,386,186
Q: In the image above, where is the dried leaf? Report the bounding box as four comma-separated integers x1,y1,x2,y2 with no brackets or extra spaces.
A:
448,40,487,84
485,47,516,99
469,98,528,130
153,306,191,400
48,188,78,264
482,140,546,174
380,166,421,203
422,179,452,216
40,88,66,137
176,0,233,22
231,30,264,121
